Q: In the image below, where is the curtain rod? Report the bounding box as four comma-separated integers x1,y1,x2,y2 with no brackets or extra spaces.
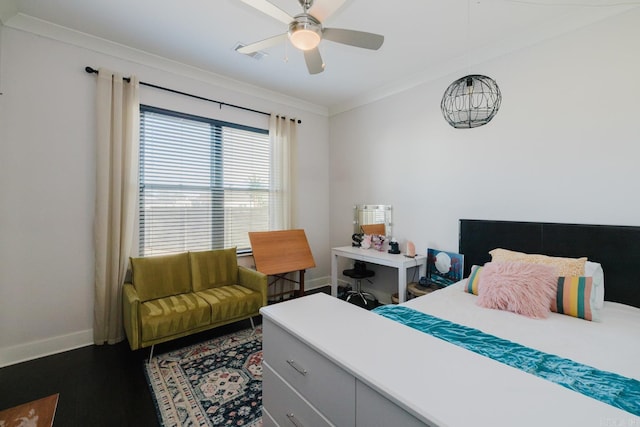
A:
84,66,301,124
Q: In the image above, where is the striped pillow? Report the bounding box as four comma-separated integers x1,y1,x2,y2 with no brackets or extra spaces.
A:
552,276,594,321
465,265,483,295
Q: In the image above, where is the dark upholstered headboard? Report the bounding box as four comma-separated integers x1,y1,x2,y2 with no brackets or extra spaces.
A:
459,219,640,308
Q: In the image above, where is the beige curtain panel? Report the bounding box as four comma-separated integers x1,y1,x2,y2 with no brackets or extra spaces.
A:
269,115,298,230
93,68,139,345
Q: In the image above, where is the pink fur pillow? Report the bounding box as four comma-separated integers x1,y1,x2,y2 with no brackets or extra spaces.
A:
476,261,558,319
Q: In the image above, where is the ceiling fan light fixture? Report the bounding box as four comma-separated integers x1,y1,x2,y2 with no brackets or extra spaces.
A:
289,15,322,51
239,0,384,74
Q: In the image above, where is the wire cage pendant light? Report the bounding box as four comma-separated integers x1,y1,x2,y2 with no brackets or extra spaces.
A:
441,74,502,129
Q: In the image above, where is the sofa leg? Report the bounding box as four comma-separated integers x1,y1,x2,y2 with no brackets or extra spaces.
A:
148,344,155,364
249,316,256,333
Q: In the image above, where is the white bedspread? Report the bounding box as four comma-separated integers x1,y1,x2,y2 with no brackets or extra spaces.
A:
403,281,640,379
396,281,640,427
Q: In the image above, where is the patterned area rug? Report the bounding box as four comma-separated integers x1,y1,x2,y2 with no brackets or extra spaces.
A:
145,327,263,427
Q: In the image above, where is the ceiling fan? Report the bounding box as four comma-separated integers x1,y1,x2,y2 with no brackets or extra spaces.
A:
237,0,384,74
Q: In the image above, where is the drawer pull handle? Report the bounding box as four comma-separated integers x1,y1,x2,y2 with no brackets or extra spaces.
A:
286,359,308,376
286,412,304,427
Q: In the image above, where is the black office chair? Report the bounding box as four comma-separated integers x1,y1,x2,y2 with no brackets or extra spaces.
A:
342,261,376,308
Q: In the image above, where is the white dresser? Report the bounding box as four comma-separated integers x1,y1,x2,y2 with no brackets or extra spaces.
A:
260,291,640,427
259,293,431,427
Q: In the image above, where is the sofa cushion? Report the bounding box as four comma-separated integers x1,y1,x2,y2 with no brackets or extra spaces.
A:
140,293,211,342
196,285,263,322
131,253,192,301
189,247,238,291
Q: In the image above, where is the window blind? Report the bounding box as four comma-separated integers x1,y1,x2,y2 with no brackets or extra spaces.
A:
139,105,270,256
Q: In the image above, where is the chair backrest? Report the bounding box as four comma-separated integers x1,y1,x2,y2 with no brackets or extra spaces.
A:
354,261,368,273
343,261,375,279
189,247,238,291
130,252,192,301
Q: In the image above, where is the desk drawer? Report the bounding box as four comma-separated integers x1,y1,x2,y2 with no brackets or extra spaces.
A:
263,319,356,427
263,362,332,427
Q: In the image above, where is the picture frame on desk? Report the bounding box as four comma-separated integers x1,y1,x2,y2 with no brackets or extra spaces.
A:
426,248,464,287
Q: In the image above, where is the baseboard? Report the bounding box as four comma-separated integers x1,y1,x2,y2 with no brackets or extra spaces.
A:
0,329,93,368
303,276,331,291
304,276,358,291
0,278,332,368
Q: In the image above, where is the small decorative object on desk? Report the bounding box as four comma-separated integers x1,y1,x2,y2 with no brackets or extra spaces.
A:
388,238,400,254
426,248,464,287
352,233,363,247
406,241,416,257
371,234,385,251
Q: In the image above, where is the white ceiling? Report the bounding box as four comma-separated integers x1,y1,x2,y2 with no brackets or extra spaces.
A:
2,0,637,114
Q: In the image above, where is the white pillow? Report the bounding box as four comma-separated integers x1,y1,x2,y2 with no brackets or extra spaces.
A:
585,261,605,310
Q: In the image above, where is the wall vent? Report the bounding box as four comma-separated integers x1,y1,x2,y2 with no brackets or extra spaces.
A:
234,43,267,61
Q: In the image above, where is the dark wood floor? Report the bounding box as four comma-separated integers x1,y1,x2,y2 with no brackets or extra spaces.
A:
0,287,332,427
0,319,256,427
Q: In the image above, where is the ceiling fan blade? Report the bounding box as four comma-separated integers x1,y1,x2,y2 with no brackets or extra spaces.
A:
237,33,288,54
304,48,325,74
240,0,293,24
308,0,348,22
323,28,384,50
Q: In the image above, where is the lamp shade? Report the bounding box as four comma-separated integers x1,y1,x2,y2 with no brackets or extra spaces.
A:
289,16,322,51
441,74,502,129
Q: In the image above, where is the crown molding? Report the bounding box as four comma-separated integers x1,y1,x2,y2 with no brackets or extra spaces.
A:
4,13,329,117
328,4,639,116
5,4,637,118
0,0,17,25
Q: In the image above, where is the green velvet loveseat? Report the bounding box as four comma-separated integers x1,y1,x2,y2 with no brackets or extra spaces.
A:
122,247,267,353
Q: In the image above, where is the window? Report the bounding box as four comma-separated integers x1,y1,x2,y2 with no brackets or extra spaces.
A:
138,105,271,256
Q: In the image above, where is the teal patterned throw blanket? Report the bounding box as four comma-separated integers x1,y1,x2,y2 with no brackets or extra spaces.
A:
373,305,640,416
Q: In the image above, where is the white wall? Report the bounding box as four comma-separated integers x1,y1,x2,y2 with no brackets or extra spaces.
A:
2,7,638,366
329,8,640,303
0,21,329,366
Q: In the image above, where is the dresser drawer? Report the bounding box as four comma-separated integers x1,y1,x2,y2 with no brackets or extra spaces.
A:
263,319,356,427
263,362,332,427
356,380,429,427
262,407,278,427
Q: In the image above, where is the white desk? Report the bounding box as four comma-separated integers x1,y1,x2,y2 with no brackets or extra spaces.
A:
331,246,427,303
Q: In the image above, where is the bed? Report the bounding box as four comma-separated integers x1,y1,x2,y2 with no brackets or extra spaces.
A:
260,219,640,427
457,219,640,308
389,219,640,424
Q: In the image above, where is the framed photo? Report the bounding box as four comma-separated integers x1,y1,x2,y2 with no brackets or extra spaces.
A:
426,248,464,287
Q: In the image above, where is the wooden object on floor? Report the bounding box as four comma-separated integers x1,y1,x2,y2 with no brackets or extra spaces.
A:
407,281,440,299
249,229,315,299
0,393,59,427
